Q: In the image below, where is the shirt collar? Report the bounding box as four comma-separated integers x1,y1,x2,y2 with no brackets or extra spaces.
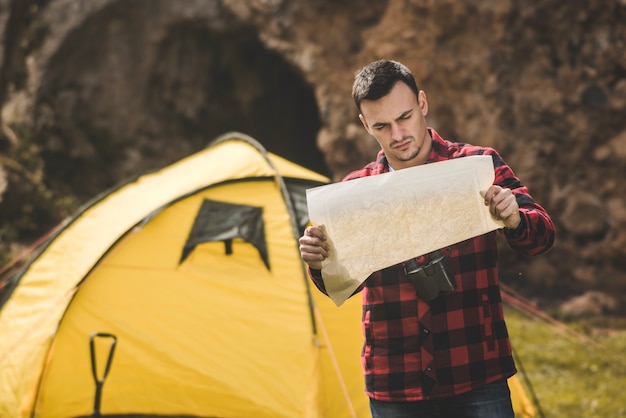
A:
426,128,450,163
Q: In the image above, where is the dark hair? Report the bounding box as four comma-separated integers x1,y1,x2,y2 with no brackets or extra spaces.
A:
352,60,420,112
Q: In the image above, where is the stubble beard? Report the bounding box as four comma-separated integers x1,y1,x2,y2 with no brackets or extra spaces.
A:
398,147,421,162
393,137,421,162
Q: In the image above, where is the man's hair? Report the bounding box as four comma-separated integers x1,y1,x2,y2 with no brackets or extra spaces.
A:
352,60,419,112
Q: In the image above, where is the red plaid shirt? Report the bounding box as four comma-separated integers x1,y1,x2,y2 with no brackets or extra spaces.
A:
309,128,555,401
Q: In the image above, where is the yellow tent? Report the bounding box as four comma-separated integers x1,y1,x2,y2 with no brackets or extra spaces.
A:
0,133,367,417
0,132,534,417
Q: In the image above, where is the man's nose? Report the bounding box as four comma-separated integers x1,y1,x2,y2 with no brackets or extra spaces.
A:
390,123,403,140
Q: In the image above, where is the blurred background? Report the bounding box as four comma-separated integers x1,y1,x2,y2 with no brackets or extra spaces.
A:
1,1,626,416
0,0,625,338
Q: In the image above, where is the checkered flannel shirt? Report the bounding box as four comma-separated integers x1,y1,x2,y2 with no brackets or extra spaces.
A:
308,128,555,401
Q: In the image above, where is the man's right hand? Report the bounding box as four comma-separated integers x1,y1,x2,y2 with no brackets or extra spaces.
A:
299,226,329,270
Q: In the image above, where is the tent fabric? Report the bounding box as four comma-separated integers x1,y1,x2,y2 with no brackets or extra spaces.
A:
509,373,536,418
0,132,535,417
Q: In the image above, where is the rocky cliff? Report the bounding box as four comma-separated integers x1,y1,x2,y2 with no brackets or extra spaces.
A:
1,0,625,314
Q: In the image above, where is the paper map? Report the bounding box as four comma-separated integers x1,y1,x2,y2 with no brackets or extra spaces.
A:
306,155,504,306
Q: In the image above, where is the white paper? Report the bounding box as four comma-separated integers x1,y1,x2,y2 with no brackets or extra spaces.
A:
306,155,504,306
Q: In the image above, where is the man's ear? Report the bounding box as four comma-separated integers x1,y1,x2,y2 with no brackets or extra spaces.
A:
358,113,371,133
418,90,429,116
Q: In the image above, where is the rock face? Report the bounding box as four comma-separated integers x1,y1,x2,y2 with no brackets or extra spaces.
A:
0,0,625,310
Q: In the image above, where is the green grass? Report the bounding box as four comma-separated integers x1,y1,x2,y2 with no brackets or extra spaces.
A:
505,307,626,418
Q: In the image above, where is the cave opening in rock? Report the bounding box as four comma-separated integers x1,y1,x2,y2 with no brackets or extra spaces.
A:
145,21,328,177
35,5,327,203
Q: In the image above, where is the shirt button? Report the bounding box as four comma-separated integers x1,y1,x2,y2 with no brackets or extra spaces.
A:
423,328,430,334
426,367,432,372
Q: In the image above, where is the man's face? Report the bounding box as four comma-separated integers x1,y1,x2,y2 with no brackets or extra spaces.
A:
359,81,431,170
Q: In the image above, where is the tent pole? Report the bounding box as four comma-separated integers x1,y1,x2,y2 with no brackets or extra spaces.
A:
314,305,357,418
209,132,320,336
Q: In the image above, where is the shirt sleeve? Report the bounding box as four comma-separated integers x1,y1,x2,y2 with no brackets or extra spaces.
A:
307,267,366,298
490,151,556,256
308,267,327,294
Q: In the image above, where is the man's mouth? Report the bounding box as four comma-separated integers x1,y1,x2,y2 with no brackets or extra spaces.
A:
394,140,411,150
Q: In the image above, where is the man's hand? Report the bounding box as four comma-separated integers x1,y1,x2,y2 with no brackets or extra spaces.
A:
484,185,521,230
299,226,329,270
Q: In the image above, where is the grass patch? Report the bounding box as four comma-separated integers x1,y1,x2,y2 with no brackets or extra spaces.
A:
506,306,626,418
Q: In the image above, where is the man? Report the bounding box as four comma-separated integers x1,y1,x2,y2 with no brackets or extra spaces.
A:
299,60,555,418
